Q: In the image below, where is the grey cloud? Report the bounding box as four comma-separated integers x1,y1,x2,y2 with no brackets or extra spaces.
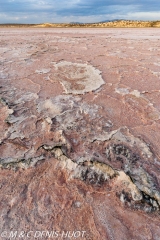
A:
0,0,159,23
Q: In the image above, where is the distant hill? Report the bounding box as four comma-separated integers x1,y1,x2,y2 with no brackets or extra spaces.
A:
70,22,83,24
99,19,124,23
0,20,160,28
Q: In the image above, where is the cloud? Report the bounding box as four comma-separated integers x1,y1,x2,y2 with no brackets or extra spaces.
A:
0,0,159,23
126,11,160,20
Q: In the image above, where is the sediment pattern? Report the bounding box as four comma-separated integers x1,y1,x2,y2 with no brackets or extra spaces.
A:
0,28,160,240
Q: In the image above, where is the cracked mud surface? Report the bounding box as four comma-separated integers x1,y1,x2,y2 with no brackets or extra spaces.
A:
0,28,160,239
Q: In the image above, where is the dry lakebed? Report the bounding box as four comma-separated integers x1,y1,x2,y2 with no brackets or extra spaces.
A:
0,28,160,239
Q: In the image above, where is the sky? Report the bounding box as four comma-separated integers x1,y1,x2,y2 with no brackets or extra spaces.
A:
0,0,160,24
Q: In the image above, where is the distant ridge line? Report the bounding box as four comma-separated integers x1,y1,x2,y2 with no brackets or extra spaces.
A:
0,20,160,28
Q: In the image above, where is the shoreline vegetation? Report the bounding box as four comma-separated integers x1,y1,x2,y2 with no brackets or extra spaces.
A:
0,20,160,28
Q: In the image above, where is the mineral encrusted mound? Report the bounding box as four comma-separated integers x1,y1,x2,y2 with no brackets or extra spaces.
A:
52,61,105,94
0,28,160,240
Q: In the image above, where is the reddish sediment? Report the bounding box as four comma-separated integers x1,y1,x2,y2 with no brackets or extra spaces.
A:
0,28,160,239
